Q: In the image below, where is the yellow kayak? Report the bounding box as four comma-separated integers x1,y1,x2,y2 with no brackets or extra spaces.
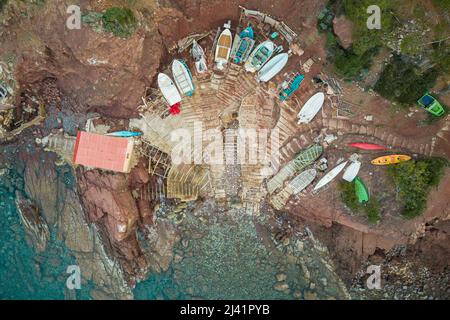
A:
371,155,411,165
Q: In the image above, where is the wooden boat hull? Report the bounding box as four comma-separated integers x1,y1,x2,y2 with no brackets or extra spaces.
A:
258,53,289,82
288,169,317,194
157,73,182,107
348,142,386,151
191,40,208,74
371,155,411,165
244,40,274,73
313,161,348,191
215,28,233,69
172,59,195,97
297,92,325,124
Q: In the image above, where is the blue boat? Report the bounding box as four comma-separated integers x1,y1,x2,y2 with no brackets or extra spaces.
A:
106,131,142,137
280,74,305,101
233,27,255,64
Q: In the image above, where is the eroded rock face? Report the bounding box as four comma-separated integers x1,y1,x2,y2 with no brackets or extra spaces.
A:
333,16,354,49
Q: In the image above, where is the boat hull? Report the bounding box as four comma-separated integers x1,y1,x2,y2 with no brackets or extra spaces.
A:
244,41,274,73
192,40,208,74
313,161,348,191
258,53,289,82
215,28,233,69
348,142,386,151
172,59,195,97
297,92,325,124
371,155,411,165
289,169,317,194
354,177,369,203
342,161,361,182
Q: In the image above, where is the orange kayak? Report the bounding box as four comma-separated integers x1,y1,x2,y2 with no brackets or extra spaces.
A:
371,155,411,165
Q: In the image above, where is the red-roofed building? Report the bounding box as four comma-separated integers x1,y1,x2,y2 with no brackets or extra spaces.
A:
73,131,134,173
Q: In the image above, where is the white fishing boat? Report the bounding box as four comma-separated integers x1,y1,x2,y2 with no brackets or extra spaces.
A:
244,40,275,73
342,160,361,182
214,28,233,70
297,92,325,124
313,161,348,191
157,73,181,107
288,169,317,195
191,40,208,74
257,53,289,82
171,59,195,97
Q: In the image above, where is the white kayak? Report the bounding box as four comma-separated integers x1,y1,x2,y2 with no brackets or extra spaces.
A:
172,59,195,97
297,92,325,124
191,40,208,74
313,161,348,191
288,169,317,195
258,53,289,82
244,40,275,73
342,160,361,182
215,28,233,70
157,73,181,107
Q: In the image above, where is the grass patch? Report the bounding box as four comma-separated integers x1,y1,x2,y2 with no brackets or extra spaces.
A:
102,7,137,38
388,158,448,219
338,180,381,224
374,55,439,105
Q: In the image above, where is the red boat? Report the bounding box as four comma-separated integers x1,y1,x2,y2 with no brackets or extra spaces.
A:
348,142,386,151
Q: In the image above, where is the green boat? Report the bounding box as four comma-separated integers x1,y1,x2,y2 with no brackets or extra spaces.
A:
354,177,369,203
417,93,445,117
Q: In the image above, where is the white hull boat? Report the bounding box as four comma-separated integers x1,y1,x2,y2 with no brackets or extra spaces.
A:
258,53,289,82
313,161,348,191
215,28,233,70
172,59,195,97
191,40,208,74
157,73,181,107
244,40,275,73
342,161,361,182
297,92,325,124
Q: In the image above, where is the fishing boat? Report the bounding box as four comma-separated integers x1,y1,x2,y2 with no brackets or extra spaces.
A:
106,131,142,138
313,161,348,191
354,177,369,203
258,53,289,82
191,40,208,74
215,28,233,70
342,160,361,182
157,73,182,115
288,169,317,195
297,92,325,124
371,155,411,165
172,59,195,97
280,73,304,101
244,40,275,73
232,27,255,64
348,142,386,151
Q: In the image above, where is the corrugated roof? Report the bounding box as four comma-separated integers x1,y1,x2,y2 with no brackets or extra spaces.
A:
73,131,133,173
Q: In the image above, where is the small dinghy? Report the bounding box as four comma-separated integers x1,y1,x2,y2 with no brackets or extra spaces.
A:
244,40,274,73
297,92,325,124
371,155,411,165
215,28,233,70
258,53,289,82
232,27,255,64
354,177,369,203
288,169,317,195
172,59,195,97
342,160,361,182
157,73,182,115
106,131,142,137
313,161,348,191
348,142,386,151
191,40,208,74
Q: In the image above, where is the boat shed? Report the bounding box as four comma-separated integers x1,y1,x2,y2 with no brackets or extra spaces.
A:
73,131,134,173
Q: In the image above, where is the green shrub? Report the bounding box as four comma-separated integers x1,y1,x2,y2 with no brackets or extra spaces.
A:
0,0,7,12
364,198,381,224
388,158,448,218
102,7,137,38
338,181,359,211
374,55,439,105
334,46,378,80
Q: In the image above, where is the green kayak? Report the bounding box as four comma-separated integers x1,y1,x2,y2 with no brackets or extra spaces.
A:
354,177,369,203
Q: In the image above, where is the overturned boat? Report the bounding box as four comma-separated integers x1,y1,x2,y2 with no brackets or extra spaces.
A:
215,28,233,70
297,92,325,124
313,161,348,191
244,40,274,73
172,59,195,97
348,142,386,151
371,155,411,165
342,160,361,182
232,26,255,64
191,40,208,74
157,73,182,115
354,177,369,203
258,53,289,82
289,169,317,195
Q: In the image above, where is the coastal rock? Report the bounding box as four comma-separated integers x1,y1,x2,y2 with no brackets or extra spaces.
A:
276,273,287,282
333,16,354,49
